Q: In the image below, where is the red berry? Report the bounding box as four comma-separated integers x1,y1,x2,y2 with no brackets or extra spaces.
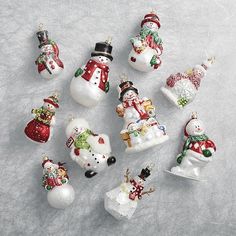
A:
98,137,105,144
74,148,80,156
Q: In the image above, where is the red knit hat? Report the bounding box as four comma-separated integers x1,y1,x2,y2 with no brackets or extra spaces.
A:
44,94,59,108
141,13,161,28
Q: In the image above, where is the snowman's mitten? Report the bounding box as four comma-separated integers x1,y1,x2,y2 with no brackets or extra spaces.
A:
74,68,84,77
202,149,212,157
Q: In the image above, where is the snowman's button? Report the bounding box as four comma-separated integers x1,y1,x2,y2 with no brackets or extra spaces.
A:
96,77,99,79
94,82,97,85
98,71,100,73
97,161,99,164
87,163,90,166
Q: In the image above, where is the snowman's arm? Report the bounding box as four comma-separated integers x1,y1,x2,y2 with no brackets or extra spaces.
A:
74,65,86,77
124,168,131,183
141,187,155,196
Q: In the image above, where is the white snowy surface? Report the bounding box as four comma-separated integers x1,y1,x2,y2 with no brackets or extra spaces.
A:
0,0,236,235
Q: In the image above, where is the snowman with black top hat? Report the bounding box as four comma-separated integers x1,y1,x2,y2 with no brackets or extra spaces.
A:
70,38,113,107
35,26,64,79
104,165,155,220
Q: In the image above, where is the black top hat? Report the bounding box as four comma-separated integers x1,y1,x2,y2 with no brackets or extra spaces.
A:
91,41,113,61
118,80,139,102
138,167,151,181
37,30,49,48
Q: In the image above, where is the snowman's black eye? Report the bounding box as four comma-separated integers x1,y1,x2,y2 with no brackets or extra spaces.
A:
97,161,99,164
95,158,97,160
89,150,91,152
92,154,94,156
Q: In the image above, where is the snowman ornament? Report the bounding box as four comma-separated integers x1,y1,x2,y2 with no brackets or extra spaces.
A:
70,38,113,107
166,113,216,181
42,155,75,209
128,11,163,72
65,118,116,178
116,76,168,153
161,57,215,108
35,26,64,79
104,165,155,220
24,93,59,143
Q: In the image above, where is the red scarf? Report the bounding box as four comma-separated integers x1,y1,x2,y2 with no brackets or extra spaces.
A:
129,179,144,200
123,98,149,120
82,60,109,92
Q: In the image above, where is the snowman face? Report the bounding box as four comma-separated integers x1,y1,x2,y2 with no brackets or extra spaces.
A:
44,162,58,173
43,102,56,112
143,21,159,31
186,119,205,136
92,55,110,65
41,44,54,54
123,90,138,101
72,127,85,137
193,68,204,78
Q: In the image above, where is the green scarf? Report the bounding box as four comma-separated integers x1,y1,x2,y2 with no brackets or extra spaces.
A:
177,134,209,164
74,129,92,150
139,26,163,45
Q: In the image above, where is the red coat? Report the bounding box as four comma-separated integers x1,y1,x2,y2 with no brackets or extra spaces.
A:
81,60,109,92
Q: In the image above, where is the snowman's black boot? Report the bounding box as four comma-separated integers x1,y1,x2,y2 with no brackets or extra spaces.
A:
85,170,97,178
107,156,116,166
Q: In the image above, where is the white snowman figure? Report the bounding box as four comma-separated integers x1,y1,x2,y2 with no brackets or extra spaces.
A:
65,118,116,178
24,93,59,143
167,113,216,180
161,57,215,108
128,12,163,72
35,28,64,79
104,166,155,220
42,156,75,209
70,39,113,107
116,77,168,153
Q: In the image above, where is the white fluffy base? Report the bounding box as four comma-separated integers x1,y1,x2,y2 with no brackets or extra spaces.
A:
160,87,182,108
104,189,137,220
125,135,169,153
47,184,75,209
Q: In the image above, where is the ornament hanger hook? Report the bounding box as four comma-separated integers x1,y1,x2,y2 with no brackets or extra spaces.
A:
38,23,44,31
52,90,60,99
106,36,112,44
42,153,48,160
191,112,198,119
147,163,155,171
119,73,128,83
150,9,156,13
68,114,75,122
